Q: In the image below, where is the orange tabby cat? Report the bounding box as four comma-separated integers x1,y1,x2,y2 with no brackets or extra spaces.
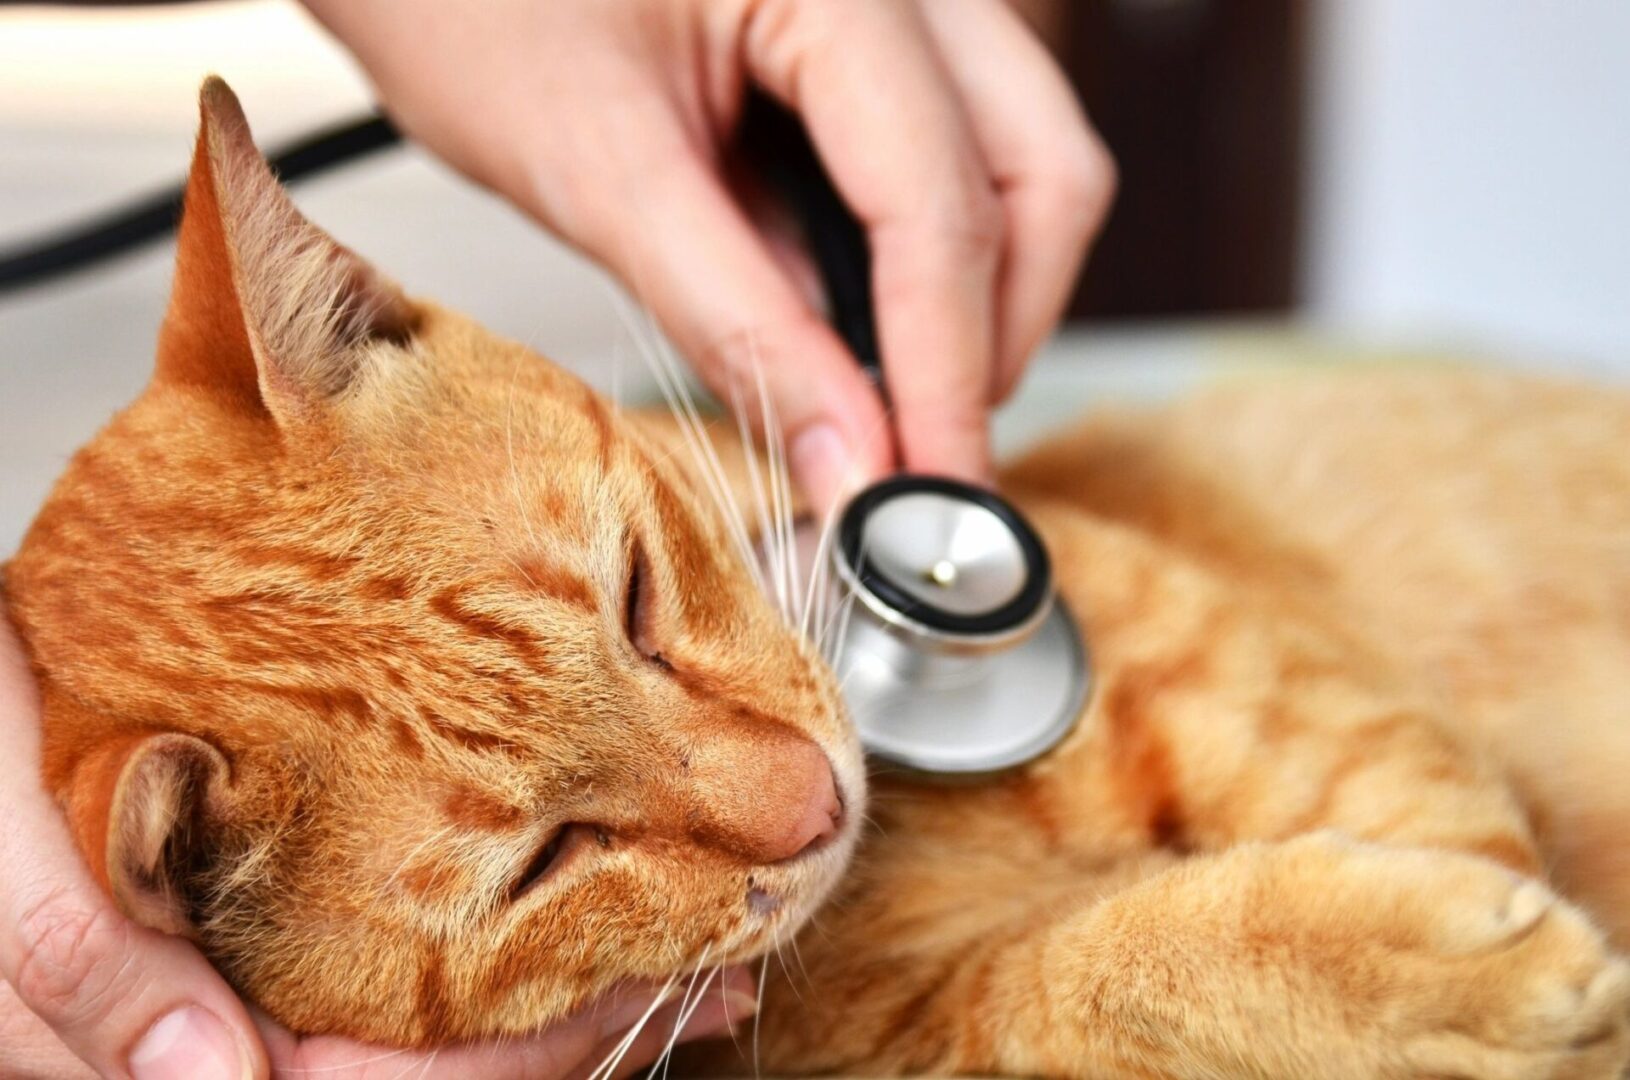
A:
7,79,1630,1079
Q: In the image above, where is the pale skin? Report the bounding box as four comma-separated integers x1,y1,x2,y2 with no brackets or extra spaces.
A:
0,0,1112,1075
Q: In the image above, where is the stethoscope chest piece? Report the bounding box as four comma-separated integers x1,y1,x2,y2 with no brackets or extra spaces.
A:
831,476,1091,778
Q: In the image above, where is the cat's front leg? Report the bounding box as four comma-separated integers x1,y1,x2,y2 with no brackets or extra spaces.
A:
984,834,1630,1080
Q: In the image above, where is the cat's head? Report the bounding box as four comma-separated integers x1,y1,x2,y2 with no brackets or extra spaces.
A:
6,78,864,1043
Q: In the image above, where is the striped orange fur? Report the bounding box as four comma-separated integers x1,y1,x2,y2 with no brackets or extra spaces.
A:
730,374,1630,1077
8,79,1630,1077
5,79,861,1046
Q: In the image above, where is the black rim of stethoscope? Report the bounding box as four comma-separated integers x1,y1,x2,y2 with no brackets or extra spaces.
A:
838,475,1052,637
744,95,1057,638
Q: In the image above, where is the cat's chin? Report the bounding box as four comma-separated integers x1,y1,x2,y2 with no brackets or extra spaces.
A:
718,785,864,967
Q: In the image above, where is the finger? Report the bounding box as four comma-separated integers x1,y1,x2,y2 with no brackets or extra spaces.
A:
730,164,828,316
264,967,754,1080
568,967,756,1080
544,88,893,514
0,622,267,1080
919,0,1117,402
744,0,1004,482
0,976,95,1079
259,990,616,1080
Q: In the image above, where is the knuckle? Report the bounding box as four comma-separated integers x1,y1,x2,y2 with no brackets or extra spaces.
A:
886,178,1006,266
11,890,135,1026
933,178,1007,253
742,0,837,83
961,183,1009,248
1045,132,1119,237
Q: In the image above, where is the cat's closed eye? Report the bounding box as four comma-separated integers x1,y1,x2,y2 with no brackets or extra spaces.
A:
624,536,670,670
510,824,576,901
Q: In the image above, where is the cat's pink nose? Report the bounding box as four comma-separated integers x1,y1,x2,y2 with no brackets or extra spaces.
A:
687,735,842,863
777,752,842,861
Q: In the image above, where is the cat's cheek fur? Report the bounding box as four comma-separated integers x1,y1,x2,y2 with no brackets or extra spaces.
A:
220,802,859,1044
466,839,858,1041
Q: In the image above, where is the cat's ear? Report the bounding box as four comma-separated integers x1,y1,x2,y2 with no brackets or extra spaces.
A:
155,76,417,426
90,733,232,938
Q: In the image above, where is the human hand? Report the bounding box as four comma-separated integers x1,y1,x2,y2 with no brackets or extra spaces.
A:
0,617,748,1079
303,0,1115,512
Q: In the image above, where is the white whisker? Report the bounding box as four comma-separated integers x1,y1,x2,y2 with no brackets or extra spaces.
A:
281,1047,415,1074
729,377,780,608
752,954,770,1078
613,299,759,584
503,353,544,555
749,353,798,623
820,591,859,665
770,937,804,1005
646,325,755,557
717,961,747,1058
654,958,718,1080
584,971,682,1080
785,929,812,988
798,484,845,646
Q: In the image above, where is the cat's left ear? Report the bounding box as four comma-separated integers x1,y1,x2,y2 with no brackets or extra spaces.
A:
155,76,418,427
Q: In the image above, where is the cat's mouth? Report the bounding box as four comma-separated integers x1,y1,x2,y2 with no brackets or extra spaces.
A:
720,768,861,962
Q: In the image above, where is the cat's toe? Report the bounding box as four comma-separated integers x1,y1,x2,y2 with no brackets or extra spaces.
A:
1568,960,1630,1050
1430,865,1594,957
1465,893,1630,1076
1525,904,1628,1037
1497,880,1557,943
1374,855,1630,1078
1436,873,1556,954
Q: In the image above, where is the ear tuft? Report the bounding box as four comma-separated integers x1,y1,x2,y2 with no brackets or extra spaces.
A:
105,733,231,938
157,76,417,424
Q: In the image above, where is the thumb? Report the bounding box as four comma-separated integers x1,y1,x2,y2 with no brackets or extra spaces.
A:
0,624,266,1080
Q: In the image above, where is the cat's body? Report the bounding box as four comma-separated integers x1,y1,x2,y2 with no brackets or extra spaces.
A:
731,372,1630,1077
7,81,1630,1078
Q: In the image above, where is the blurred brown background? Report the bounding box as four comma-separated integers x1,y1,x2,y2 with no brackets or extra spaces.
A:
1016,0,1305,320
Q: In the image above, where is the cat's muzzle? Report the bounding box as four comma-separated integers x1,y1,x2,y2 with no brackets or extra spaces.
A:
828,476,1091,779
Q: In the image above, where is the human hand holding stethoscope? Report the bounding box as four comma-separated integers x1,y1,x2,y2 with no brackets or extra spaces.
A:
304,0,1115,515
742,95,1092,779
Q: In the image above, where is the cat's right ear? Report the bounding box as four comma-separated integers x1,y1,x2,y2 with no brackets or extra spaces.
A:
61,731,233,938
155,76,418,428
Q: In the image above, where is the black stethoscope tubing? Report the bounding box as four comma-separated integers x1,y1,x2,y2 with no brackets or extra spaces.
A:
0,112,399,297
1,89,880,390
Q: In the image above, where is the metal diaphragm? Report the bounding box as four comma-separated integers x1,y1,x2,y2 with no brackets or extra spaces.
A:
829,476,1090,778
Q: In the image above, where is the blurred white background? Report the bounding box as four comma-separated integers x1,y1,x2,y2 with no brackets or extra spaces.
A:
1,1,1626,551
1305,0,1630,372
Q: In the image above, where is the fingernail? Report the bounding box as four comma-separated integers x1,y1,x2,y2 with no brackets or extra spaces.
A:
790,423,851,512
131,1006,249,1080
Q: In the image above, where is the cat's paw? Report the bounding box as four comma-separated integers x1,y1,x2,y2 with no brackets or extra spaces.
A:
1278,835,1630,1079
1400,877,1630,1079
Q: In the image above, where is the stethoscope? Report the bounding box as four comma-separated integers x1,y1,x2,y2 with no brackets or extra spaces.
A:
742,95,1092,778
0,95,1094,778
